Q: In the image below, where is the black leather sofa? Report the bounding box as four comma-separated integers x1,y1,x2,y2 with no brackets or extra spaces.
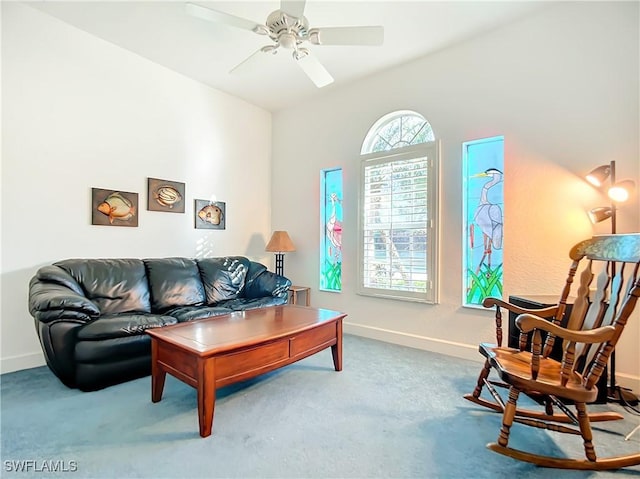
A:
28,256,291,391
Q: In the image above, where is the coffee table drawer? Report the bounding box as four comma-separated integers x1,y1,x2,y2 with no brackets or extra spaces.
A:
158,344,197,380
215,339,289,380
290,322,336,357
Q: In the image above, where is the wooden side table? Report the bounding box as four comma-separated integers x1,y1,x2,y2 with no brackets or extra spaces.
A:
289,286,310,306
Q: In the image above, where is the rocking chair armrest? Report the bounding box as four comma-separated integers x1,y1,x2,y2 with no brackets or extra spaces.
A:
516,314,616,344
482,297,558,319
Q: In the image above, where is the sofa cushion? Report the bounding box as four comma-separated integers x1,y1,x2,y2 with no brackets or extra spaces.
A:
55,259,151,314
144,258,206,312
77,313,177,341
166,305,234,322
197,257,250,304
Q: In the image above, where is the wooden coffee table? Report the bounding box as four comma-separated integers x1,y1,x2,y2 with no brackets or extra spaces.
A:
147,305,346,437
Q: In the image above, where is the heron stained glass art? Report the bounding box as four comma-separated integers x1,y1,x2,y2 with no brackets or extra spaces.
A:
462,136,504,307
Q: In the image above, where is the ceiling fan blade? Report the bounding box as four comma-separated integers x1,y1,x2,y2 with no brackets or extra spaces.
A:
280,0,306,18
296,52,334,88
229,47,273,74
186,3,262,33
309,26,384,46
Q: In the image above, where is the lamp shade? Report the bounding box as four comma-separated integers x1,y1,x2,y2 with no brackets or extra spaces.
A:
608,180,636,203
588,207,613,224
265,231,296,253
585,164,611,187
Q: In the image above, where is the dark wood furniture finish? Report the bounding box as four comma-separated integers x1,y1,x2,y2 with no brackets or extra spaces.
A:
464,234,640,470
147,305,346,438
508,295,608,404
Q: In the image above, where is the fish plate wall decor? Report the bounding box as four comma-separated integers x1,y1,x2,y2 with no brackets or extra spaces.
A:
147,178,185,213
195,199,225,229
92,188,139,227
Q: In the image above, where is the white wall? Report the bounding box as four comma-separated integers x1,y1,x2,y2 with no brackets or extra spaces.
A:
272,2,640,391
1,3,273,372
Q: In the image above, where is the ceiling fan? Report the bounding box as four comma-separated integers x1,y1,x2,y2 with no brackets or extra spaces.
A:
185,1,384,88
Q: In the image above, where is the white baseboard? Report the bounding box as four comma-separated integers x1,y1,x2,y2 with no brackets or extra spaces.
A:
344,321,640,395
344,321,482,363
0,352,45,375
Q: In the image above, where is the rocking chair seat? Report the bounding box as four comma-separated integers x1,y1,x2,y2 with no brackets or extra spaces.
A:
479,343,598,404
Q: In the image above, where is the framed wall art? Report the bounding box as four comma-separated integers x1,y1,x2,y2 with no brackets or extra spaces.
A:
462,136,504,308
91,187,138,227
194,199,225,230
147,177,185,213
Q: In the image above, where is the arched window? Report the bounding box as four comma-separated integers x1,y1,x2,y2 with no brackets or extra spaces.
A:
361,110,434,154
358,111,439,303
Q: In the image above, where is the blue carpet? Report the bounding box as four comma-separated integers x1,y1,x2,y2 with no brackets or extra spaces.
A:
1,334,639,478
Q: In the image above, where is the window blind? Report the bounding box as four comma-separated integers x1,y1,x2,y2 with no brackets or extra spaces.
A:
362,156,429,294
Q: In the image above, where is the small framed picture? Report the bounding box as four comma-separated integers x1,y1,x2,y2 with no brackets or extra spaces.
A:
92,188,139,227
194,199,225,230
147,177,185,213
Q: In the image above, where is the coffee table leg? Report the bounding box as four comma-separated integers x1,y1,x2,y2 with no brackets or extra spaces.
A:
331,319,343,371
151,339,166,403
197,357,216,437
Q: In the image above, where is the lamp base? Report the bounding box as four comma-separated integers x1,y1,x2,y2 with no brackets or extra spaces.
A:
274,253,285,277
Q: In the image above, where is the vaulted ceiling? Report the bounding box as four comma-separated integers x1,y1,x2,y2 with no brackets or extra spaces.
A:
29,1,547,111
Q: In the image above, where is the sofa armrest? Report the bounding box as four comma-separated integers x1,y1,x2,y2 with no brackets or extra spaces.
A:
29,276,100,324
34,318,85,388
244,269,292,300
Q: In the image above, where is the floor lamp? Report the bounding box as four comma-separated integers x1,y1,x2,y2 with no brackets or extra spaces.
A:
585,160,637,405
265,231,296,277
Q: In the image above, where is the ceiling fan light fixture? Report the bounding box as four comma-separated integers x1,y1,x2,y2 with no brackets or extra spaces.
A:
279,32,298,49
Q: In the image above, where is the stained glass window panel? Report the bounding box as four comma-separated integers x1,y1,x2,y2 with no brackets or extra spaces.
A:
320,168,343,292
462,136,504,308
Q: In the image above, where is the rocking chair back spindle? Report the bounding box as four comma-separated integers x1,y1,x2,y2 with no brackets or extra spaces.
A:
464,233,640,470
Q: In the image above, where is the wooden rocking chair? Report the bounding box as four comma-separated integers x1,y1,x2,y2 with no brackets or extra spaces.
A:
464,233,640,470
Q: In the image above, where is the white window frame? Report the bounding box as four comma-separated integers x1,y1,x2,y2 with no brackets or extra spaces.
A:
357,141,440,303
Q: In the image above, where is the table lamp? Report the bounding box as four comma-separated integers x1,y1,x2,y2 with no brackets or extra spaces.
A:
265,231,295,276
